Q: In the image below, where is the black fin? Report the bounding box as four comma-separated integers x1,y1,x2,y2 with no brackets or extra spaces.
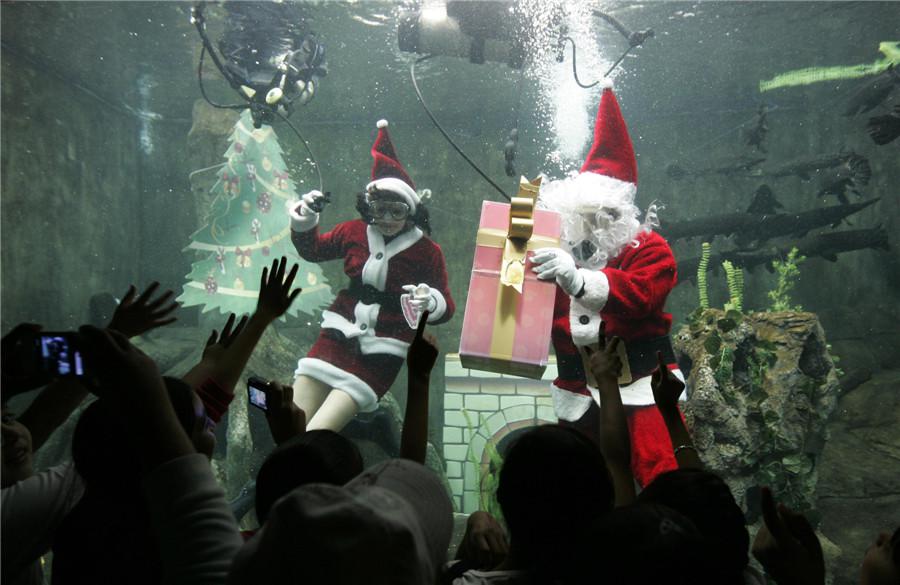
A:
867,112,900,145
746,184,783,214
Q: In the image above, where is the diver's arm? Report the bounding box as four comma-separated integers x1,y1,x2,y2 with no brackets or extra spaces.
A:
424,244,455,324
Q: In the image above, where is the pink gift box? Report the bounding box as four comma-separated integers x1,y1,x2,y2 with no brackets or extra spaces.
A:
459,201,561,379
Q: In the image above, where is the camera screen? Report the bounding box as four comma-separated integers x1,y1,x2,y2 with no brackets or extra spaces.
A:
39,335,84,377
248,385,268,410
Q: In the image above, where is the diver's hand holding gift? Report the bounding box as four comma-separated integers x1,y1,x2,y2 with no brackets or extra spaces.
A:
532,247,585,296
401,283,437,328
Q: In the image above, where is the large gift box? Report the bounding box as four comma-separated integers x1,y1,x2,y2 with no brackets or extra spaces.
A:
459,177,561,379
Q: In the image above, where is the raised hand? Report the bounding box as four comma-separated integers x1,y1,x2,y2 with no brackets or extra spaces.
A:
0,323,49,396
108,282,178,338
457,510,509,569
407,311,439,377
256,256,302,321
201,313,249,364
262,381,307,445
752,487,825,585
651,350,684,415
584,323,623,385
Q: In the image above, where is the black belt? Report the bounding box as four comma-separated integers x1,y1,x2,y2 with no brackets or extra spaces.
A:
558,335,677,382
347,281,399,310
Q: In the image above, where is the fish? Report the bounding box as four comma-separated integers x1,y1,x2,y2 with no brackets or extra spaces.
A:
675,226,890,286
745,184,783,214
504,127,519,178
743,104,769,153
755,152,870,182
658,192,880,248
867,103,900,145
666,156,767,180
842,64,899,117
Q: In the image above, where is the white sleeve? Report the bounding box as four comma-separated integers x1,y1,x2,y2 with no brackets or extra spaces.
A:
143,454,243,585
1,462,84,576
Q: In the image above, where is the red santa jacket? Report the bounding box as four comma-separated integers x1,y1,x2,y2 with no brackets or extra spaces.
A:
292,219,454,357
550,230,678,416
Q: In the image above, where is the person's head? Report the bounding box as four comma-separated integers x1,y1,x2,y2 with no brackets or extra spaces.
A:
357,187,431,237
638,468,749,584
229,459,454,585
1,403,34,487
496,424,614,571
255,430,364,524
861,527,900,585
570,503,711,585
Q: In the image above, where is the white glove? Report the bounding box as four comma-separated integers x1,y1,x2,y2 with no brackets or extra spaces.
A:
295,190,326,217
531,247,584,296
402,283,437,313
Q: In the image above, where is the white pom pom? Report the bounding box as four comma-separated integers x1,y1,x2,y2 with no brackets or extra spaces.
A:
376,119,389,129
598,78,614,90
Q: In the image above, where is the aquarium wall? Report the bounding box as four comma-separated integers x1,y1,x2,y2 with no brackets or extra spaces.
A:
2,2,899,584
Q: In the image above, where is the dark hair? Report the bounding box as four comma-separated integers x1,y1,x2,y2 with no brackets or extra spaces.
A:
568,503,711,585
255,430,364,524
356,189,432,235
496,425,613,573
638,468,749,584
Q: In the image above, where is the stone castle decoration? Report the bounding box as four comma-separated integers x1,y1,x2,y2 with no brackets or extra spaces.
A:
442,354,559,513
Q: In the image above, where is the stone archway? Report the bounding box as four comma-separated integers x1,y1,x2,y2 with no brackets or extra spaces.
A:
442,353,559,513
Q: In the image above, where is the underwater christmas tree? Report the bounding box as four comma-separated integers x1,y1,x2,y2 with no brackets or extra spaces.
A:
178,110,333,317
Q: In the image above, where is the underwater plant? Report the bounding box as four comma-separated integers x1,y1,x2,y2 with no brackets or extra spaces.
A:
697,242,711,309
721,260,744,313
759,41,900,92
768,247,806,312
462,410,505,522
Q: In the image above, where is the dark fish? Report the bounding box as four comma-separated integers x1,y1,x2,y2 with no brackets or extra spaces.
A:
675,226,890,285
658,195,879,248
743,104,769,153
815,154,871,205
666,156,767,180
745,184,782,214
757,152,869,182
843,65,900,117
867,103,900,145
504,128,518,178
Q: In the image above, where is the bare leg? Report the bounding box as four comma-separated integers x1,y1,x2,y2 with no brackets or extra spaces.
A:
293,375,332,421
306,389,359,432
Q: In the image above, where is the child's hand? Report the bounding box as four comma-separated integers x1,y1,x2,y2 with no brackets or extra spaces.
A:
201,313,248,364
407,311,438,377
108,282,179,338
457,511,509,569
752,487,825,585
263,381,306,445
256,257,302,321
585,323,623,385
651,350,684,415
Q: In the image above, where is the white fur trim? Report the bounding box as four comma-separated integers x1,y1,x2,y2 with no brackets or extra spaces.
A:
570,172,636,210
586,370,686,406
569,306,601,346
294,357,379,412
427,287,448,322
550,383,594,421
287,201,319,233
574,269,609,312
598,78,614,90
366,177,420,211
377,119,389,129
361,225,423,290
321,308,411,358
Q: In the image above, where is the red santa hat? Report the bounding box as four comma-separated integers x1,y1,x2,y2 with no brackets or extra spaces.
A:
573,79,638,207
366,119,421,211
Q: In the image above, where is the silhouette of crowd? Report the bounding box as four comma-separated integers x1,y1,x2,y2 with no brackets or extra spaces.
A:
2,258,898,585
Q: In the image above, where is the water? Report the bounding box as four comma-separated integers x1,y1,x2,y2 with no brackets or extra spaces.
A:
2,2,898,583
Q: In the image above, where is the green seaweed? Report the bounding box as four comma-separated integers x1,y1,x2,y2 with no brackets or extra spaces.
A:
722,261,744,313
697,242,711,309
759,41,900,92
768,248,806,312
462,410,505,522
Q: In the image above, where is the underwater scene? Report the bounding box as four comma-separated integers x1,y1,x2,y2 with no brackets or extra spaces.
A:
2,1,899,584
